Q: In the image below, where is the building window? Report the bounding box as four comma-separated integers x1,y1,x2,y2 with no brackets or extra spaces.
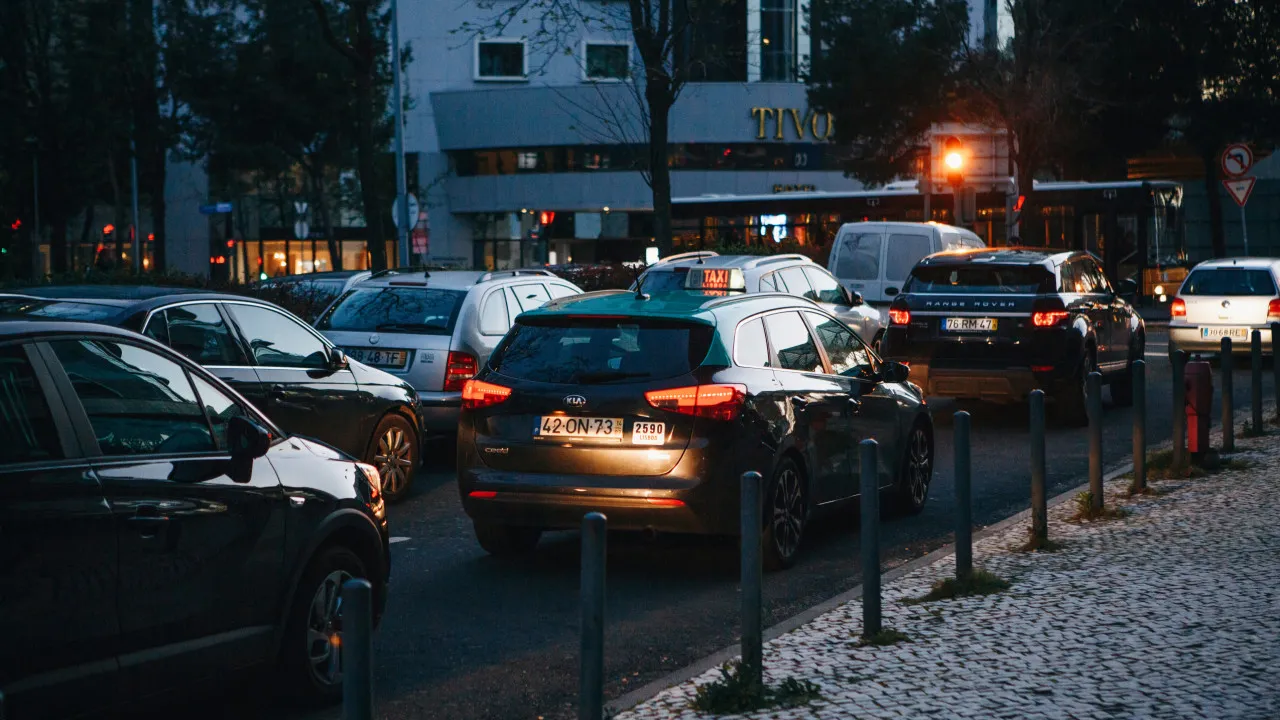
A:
584,42,630,80
476,39,526,81
517,152,539,170
760,0,796,81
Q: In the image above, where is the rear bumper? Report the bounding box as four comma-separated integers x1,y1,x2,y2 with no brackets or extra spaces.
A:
418,391,462,433
460,485,716,534
1169,325,1275,354
906,364,1072,401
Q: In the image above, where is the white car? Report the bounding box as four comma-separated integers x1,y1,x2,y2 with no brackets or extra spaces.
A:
1169,257,1280,355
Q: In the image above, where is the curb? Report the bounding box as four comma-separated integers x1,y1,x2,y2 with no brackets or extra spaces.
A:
607,459,1138,715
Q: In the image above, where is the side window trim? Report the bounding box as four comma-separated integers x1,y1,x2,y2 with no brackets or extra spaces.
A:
759,309,828,375
30,341,102,458
732,314,776,369
5,341,81,461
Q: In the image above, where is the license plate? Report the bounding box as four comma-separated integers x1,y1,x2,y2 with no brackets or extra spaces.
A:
943,317,998,332
1200,327,1249,340
631,421,666,445
534,416,624,441
345,347,410,368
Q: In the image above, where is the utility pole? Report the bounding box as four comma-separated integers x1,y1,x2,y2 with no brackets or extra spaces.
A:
391,0,411,267
126,0,142,273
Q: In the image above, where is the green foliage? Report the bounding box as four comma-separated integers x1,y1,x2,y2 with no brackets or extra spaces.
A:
905,568,1010,604
1069,492,1130,522
689,661,821,714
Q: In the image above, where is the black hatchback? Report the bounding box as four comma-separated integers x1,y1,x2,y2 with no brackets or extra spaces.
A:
457,290,932,569
0,321,389,718
0,286,424,501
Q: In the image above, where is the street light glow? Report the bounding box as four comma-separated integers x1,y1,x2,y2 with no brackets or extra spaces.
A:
944,151,964,170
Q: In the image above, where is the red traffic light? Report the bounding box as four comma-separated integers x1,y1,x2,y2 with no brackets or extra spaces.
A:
539,211,555,226
10,219,21,231
102,224,115,235
226,239,236,248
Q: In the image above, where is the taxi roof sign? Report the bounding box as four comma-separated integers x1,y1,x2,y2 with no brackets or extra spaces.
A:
684,267,746,294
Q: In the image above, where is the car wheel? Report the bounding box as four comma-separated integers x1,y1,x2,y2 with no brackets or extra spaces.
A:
281,545,368,705
474,522,542,556
1054,354,1091,427
762,458,806,571
892,421,933,515
367,414,417,503
1110,339,1140,407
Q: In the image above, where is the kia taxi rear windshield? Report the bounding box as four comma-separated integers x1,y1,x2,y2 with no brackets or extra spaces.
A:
488,317,713,384
906,265,1055,294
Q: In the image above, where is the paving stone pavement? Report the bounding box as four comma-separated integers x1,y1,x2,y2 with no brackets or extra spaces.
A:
616,417,1280,720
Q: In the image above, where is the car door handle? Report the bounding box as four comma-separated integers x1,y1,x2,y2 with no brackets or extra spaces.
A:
269,384,287,400
127,506,169,538
885,287,900,296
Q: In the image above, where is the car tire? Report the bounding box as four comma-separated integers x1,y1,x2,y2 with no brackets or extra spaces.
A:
474,522,542,556
890,420,933,516
281,545,369,706
1110,339,1140,407
762,457,807,571
1054,355,1091,428
366,413,417,503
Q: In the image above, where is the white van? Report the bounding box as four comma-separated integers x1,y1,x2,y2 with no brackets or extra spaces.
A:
826,222,986,305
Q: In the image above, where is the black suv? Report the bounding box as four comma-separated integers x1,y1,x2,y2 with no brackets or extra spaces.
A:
0,321,388,717
880,249,1145,424
0,286,423,501
457,289,932,569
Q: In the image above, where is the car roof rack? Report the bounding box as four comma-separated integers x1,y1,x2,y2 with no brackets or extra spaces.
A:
477,268,557,282
368,265,457,280
739,254,812,270
653,251,719,265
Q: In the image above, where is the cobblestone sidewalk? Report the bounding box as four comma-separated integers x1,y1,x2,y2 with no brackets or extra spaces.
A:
617,423,1280,720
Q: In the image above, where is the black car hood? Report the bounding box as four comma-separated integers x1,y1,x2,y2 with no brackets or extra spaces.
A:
347,357,413,390
288,435,357,462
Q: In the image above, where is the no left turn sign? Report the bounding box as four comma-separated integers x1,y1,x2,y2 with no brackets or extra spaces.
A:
1221,144,1253,177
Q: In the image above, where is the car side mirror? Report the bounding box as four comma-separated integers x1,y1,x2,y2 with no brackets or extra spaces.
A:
227,416,271,483
327,347,350,372
845,288,864,306
1116,279,1138,300
882,361,910,384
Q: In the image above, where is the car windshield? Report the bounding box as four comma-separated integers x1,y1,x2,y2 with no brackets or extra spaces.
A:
0,298,126,323
488,317,714,384
316,286,466,335
906,265,1055,294
638,269,690,293
1181,268,1277,296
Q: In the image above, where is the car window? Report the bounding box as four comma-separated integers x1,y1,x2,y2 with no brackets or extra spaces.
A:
759,272,778,292
489,317,713,384
637,269,689,293
805,312,872,376
503,288,524,323
778,267,815,300
886,234,934,281
1083,259,1111,294
226,304,329,369
152,304,248,366
190,374,247,450
1181,268,1279,296
50,339,215,457
316,286,467,335
479,290,510,335
763,312,823,373
0,344,63,464
1060,261,1081,293
907,265,1055,294
735,317,772,368
803,267,846,304
834,233,882,280
548,283,578,300
512,284,552,312
940,232,965,251
0,298,127,324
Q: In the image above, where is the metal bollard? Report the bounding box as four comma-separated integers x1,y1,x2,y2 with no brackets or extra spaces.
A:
860,439,881,638
1172,350,1188,469
1030,391,1047,545
1221,337,1234,452
1087,372,1104,512
1252,330,1263,432
1273,322,1280,420
739,471,763,688
341,579,374,720
1133,360,1147,492
580,512,607,720
954,411,972,579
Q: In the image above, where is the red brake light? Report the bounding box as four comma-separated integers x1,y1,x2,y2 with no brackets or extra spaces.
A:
889,308,910,326
468,490,498,499
644,384,747,421
1031,311,1070,328
461,379,511,409
1268,299,1280,320
643,498,686,507
444,351,478,391
1171,298,1186,318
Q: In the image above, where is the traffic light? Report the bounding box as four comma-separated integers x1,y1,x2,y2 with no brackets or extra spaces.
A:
942,136,965,186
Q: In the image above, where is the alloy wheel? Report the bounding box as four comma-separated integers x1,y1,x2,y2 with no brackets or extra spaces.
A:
907,426,932,506
306,569,352,687
374,426,414,497
770,467,805,560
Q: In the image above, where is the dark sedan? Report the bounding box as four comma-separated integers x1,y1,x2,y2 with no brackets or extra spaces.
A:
0,286,423,501
0,321,388,717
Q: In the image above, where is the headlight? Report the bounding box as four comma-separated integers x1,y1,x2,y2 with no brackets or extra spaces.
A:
1154,285,1164,296
355,461,382,499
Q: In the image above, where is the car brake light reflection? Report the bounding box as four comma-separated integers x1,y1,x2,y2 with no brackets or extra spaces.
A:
889,308,910,325
461,379,512,409
468,490,498,499
1031,311,1069,327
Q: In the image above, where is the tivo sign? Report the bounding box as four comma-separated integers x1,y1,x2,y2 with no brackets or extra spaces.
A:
750,108,835,141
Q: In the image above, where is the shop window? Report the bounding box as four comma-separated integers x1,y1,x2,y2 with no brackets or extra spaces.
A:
584,42,630,80
476,39,527,80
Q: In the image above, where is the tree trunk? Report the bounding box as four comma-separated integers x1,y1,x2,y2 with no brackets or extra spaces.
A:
646,87,675,258
1201,149,1226,258
317,170,342,271
354,71,386,270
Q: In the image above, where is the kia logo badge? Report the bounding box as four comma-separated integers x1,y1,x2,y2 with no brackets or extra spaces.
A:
563,394,587,408
368,333,380,345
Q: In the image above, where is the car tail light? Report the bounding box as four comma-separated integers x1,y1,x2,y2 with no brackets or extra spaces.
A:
1031,365,1055,373
644,384,747,421
1031,311,1069,328
468,490,498,499
643,498,686,507
889,308,910,325
1171,298,1186,318
444,351,478,391
461,379,511,409
1268,298,1280,320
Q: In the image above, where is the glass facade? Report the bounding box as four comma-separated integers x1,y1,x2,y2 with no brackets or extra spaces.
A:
761,0,797,81
451,143,855,176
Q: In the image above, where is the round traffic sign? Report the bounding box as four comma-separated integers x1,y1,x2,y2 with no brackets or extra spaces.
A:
392,194,419,229
1221,144,1253,178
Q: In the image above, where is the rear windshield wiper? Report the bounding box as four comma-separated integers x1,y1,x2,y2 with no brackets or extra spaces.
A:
374,322,443,332
572,370,652,383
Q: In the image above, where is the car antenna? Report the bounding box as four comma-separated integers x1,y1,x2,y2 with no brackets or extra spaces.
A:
634,277,649,300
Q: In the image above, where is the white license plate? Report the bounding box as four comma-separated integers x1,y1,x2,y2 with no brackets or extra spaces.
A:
631,421,666,445
1200,327,1249,340
535,416,624,441
944,317,998,332
345,347,410,368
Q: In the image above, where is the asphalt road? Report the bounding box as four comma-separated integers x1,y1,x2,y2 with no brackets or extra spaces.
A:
199,330,1276,720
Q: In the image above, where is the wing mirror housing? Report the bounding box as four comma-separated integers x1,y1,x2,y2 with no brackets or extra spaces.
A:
1115,278,1139,301
227,416,272,483
846,288,864,306
883,361,911,385
327,347,350,372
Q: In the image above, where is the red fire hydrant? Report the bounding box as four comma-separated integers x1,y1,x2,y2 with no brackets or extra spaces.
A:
1185,360,1213,456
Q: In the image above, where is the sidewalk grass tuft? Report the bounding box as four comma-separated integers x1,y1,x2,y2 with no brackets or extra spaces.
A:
1241,420,1267,438
904,568,1010,604
689,661,821,714
855,628,911,647
1068,491,1130,522
1018,532,1066,553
